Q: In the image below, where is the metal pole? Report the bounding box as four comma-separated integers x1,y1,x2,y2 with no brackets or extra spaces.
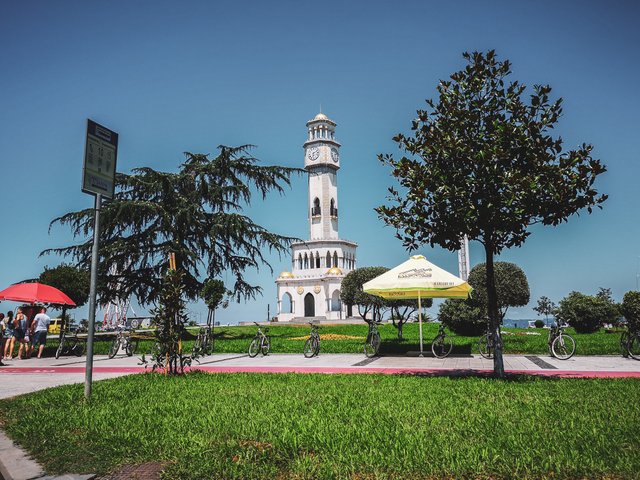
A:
418,293,423,357
84,193,101,401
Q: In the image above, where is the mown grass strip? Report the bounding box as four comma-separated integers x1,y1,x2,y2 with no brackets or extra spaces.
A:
0,373,638,479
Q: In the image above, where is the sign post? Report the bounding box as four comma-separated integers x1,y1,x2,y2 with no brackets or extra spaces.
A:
82,120,118,401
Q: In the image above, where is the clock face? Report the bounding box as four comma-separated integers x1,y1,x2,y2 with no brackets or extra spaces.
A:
307,147,319,161
331,148,339,163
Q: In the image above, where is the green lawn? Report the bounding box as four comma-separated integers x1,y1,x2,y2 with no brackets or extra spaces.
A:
44,322,625,358
0,373,638,479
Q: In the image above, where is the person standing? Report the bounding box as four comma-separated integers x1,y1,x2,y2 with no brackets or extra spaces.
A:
2,311,15,359
13,308,29,359
30,307,51,359
0,313,5,366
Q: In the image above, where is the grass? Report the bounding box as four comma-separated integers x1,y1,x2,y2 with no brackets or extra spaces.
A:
0,372,638,479
41,322,625,358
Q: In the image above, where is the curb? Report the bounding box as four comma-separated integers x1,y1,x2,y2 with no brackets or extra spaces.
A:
0,429,95,480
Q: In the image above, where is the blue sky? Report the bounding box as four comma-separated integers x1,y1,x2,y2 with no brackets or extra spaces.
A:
1,0,639,323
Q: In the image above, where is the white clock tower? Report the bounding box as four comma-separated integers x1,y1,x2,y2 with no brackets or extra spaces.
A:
275,112,358,321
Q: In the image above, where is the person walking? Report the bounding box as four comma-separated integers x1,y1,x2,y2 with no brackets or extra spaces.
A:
3,311,15,359
30,307,51,359
13,308,29,359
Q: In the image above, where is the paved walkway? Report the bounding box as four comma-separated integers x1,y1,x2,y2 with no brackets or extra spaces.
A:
1,352,639,399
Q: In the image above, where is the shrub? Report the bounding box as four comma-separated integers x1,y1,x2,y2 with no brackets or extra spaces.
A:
534,319,545,328
467,262,530,321
438,299,485,336
556,291,618,334
621,291,640,331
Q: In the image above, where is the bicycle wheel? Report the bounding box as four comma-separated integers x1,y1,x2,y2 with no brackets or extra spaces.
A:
261,336,271,355
431,335,453,359
620,331,630,358
55,336,65,360
478,334,493,359
126,338,138,356
108,338,120,359
364,331,380,358
303,338,315,358
248,337,260,357
551,334,576,360
193,333,203,356
628,334,640,361
71,340,85,357
313,336,320,356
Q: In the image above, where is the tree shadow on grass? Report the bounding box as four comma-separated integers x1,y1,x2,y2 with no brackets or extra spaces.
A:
408,370,564,382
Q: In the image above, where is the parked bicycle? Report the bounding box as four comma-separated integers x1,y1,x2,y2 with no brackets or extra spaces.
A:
248,322,270,357
304,322,321,358
620,326,640,360
192,326,214,357
108,326,137,359
431,324,453,358
55,330,85,359
478,326,502,359
364,320,382,358
548,321,576,360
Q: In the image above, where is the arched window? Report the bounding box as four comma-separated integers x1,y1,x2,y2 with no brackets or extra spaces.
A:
315,252,320,269
304,253,308,269
331,290,341,311
333,251,338,268
281,292,293,314
326,251,332,268
312,198,321,216
330,198,337,217
298,253,303,270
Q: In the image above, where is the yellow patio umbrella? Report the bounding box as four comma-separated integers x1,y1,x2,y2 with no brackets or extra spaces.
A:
363,255,472,356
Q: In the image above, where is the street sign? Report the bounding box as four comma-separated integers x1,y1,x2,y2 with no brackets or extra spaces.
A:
82,119,118,199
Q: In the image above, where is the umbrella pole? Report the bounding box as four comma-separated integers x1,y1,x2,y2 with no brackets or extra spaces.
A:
418,293,423,357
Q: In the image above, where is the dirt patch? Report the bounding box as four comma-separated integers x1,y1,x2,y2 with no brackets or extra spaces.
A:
289,334,364,341
97,461,168,480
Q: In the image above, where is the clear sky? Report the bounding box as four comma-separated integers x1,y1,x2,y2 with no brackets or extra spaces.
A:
1,0,639,324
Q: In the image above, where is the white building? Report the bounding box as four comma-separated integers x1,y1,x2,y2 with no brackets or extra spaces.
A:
275,112,358,321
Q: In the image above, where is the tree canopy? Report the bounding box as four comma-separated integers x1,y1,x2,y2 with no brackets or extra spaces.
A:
340,267,389,323
43,145,301,306
467,262,530,320
39,264,90,308
533,296,556,322
376,50,607,375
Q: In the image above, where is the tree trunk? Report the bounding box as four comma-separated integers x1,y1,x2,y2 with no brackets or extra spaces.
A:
484,243,505,377
398,320,404,340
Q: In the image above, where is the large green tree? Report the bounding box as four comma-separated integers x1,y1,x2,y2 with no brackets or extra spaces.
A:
39,264,90,308
43,145,300,306
376,51,607,376
340,267,389,323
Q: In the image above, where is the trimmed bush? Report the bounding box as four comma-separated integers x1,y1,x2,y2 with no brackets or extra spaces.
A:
556,291,618,334
534,319,545,328
621,291,640,331
438,299,485,336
